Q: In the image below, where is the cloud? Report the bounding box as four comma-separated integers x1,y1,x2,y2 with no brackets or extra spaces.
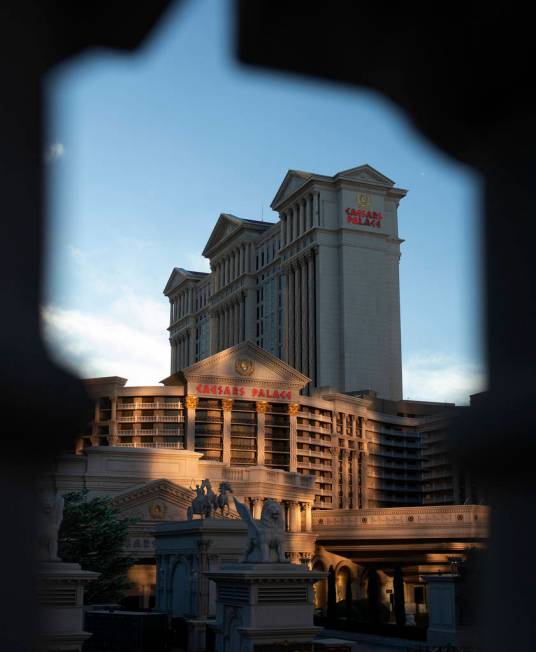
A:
403,353,486,405
45,142,65,162
41,292,170,386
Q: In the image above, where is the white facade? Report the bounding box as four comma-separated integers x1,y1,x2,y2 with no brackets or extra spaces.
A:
164,164,406,400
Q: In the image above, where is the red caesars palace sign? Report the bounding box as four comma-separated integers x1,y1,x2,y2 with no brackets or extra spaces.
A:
345,192,383,228
345,209,383,228
195,384,292,400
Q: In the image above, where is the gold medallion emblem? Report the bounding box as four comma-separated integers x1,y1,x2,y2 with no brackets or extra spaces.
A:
357,192,372,209
149,502,166,520
235,358,254,376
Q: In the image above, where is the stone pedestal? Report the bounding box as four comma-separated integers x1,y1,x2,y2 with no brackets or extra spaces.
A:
155,519,249,652
426,574,477,648
38,561,99,652
207,562,325,652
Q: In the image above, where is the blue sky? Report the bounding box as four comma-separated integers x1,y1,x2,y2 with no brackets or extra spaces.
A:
42,0,485,402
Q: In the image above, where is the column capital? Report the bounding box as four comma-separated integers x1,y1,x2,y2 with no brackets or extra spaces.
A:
222,398,233,412
185,395,198,410
256,400,268,414
288,402,300,416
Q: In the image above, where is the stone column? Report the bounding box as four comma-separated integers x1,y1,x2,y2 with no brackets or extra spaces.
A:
222,398,233,465
301,260,308,378
251,498,263,519
228,303,233,346
233,301,238,345
287,208,292,243
342,448,350,509
283,271,290,362
281,213,286,247
185,395,198,450
288,402,299,472
218,310,224,350
288,501,301,532
256,400,267,465
332,446,340,508
304,502,313,532
361,430,369,508
288,267,295,366
307,252,316,386
244,285,257,342
166,555,176,611
170,341,176,373
110,397,117,442
294,265,301,371
313,192,320,227
197,540,211,619
352,451,360,509
189,325,196,363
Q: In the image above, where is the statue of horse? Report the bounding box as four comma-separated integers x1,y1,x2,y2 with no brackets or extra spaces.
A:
214,481,233,517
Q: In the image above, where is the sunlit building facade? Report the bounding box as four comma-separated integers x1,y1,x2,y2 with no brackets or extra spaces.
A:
77,342,470,510
164,164,406,400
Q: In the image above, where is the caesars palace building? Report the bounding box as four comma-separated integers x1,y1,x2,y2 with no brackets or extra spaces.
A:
55,165,480,608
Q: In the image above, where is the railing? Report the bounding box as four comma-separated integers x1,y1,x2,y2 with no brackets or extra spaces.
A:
297,411,332,423
115,441,184,449
298,460,331,469
298,449,332,459
297,424,332,435
117,415,185,423
117,402,182,409
117,429,183,436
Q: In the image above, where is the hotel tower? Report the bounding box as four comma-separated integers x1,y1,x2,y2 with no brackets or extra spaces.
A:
164,164,406,400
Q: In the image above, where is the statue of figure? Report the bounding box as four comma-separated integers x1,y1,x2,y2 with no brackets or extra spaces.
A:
187,479,218,519
233,496,286,563
37,489,64,561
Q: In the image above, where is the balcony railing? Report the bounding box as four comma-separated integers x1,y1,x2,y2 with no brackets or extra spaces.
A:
117,415,184,423
115,442,184,449
117,401,183,410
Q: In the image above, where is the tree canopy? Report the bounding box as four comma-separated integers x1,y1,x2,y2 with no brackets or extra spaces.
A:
58,490,137,604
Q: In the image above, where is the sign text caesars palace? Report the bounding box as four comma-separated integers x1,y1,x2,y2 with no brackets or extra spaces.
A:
56,165,477,605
